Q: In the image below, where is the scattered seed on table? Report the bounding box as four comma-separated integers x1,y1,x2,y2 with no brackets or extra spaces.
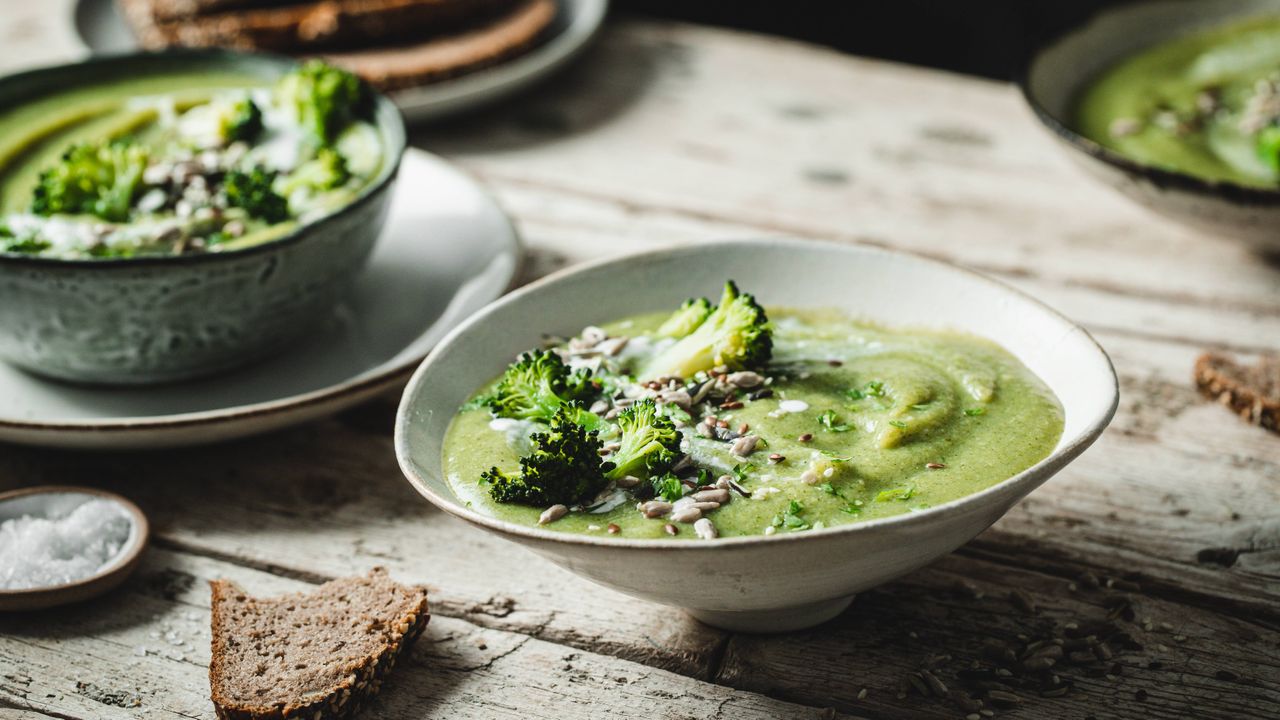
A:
920,669,948,697
986,690,1021,707
856,688,867,700
907,673,930,696
1009,589,1037,614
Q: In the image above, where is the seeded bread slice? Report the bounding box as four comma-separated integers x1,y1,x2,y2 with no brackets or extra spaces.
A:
209,568,429,720
315,0,556,90
119,0,520,52
1194,351,1279,434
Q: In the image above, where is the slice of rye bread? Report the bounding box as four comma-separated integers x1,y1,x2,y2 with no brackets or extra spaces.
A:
209,568,429,720
1194,351,1280,433
314,0,556,90
120,0,521,52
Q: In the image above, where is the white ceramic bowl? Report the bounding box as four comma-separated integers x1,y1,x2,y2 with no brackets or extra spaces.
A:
395,239,1118,632
1020,0,1280,253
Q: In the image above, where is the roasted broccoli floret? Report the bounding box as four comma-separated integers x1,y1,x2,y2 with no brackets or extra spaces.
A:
277,60,368,146
31,140,150,222
603,399,682,480
277,147,350,197
223,167,289,223
222,97,263,143
481,403,608,506
639,280,772,381
656,297,713,338
486,349,599,426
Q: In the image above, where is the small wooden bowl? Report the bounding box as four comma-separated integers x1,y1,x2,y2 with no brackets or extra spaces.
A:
0,485,149,611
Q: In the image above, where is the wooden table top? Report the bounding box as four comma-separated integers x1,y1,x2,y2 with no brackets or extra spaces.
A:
0,5,1276,720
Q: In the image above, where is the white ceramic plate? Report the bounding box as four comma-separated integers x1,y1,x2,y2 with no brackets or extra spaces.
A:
71,0,608,123
0,149,521,450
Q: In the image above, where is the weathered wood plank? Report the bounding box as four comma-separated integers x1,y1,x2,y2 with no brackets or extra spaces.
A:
716,550,1280,720
418,21,1280,351
459,169,1280,356
0,549,848,720
0,430,723,679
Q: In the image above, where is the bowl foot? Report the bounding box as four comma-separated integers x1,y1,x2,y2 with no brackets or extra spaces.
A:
685,595,855,633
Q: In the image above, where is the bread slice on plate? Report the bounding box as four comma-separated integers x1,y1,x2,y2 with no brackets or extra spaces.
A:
317,0,557,90
1194,351,1279,433
119,0,521,52
209,567,429,720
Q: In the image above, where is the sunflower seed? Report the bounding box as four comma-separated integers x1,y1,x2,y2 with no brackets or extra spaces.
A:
694,518,718,539
641,501,673,518
692,488,730,503
538,505,568,525
731,435,759,456
671,507,703,523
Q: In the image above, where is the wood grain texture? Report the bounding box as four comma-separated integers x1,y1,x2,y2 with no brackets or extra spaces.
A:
0,4,1276,719
0,550,845,720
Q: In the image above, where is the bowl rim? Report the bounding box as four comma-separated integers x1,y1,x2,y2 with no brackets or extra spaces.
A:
1015,0,1280,206
0,47,408,268
394,237,1120,551
0,484,149,599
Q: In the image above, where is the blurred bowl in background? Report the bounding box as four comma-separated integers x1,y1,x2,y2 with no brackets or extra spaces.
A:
0,50,406,385
1020,0,1280,254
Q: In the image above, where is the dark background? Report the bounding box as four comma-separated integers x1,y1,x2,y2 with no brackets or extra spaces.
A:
615,1,1126,80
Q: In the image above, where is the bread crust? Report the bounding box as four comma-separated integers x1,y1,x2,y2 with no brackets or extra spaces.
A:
119,0,520,51
316,0,557,90
208,568,430,720
1194,351,1279,433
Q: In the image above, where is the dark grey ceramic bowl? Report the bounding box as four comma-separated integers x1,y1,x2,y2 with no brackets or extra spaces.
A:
0,51,406,385
1020,0,1280,253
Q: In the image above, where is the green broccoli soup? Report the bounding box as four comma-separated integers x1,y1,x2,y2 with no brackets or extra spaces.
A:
443,282,1064,540
1075,15,1280,187
0,61,383,259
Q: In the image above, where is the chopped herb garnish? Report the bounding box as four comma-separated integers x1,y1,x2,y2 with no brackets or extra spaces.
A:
818,409,851,433
650,473,685,502
910,402,932,411
772,499,811,531
964,407,986,417
731,463,756,484
865,380,885,397
888,419,908,429
846,388,864,401
819,450,853,463
875,484,916,502
819,482,840,496
661,403,693,424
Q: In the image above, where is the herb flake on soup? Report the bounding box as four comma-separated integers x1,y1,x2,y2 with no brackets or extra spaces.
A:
443,281,1064,540
1075,15,1280,188
0,61,382,259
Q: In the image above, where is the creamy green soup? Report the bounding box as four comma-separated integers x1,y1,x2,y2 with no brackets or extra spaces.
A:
1075,15,1280,187
444,307,1064,540
0,61,383,259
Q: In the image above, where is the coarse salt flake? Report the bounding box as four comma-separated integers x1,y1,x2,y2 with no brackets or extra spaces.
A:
0,498,132,590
